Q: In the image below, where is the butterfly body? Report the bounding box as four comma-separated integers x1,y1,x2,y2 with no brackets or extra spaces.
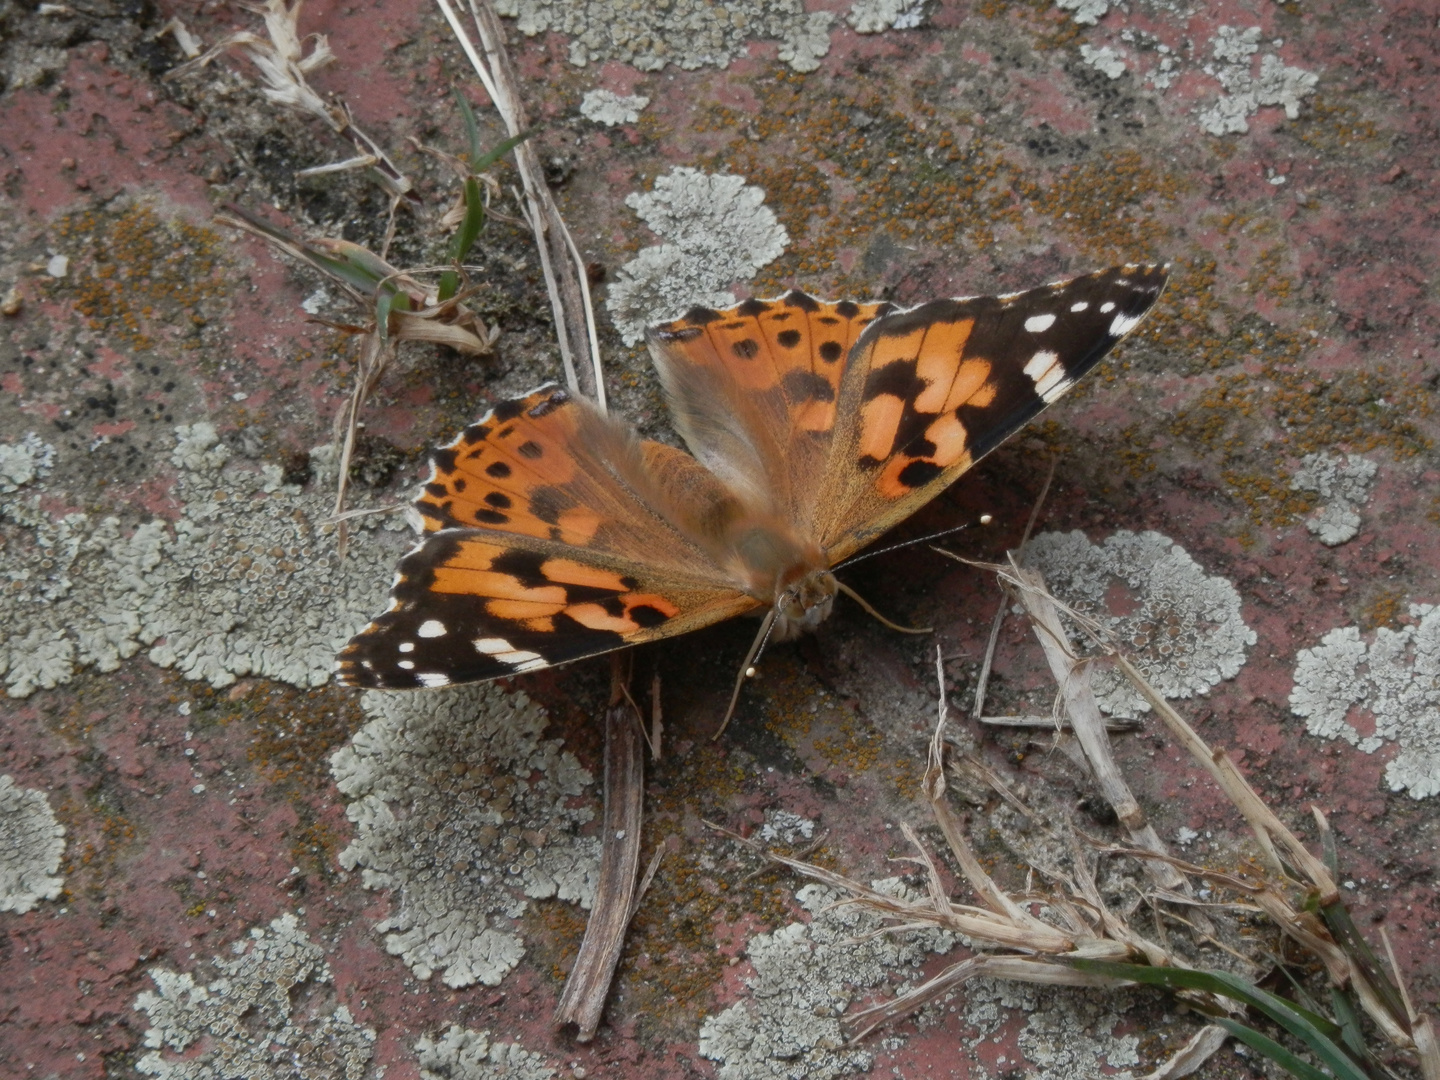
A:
337,264,1168,690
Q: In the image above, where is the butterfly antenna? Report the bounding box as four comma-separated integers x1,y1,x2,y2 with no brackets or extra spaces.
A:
713,608,777,741
835,581,932,635
833,515,993,572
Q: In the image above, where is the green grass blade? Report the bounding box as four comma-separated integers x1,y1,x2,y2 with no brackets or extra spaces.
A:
1330,988,1365,1056
437,268,459,303
452,176,484,264
1213,1017,1333,1080
1070,961,1368,1080
375,289,395,345
1318,901,1410,1032
469,128,535,175
453,88,483,165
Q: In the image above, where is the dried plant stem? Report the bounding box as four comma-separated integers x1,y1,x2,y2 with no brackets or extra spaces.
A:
970,594,1007,722
443,0,606,409
1136,1024,1230,1080
553,655,645,1039
1007,558,1188,892
979,713,1143,731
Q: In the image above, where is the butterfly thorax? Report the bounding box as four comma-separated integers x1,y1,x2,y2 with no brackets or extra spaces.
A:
723,521,836,641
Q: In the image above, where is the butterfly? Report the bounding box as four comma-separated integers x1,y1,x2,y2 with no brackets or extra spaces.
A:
336,263,1168,705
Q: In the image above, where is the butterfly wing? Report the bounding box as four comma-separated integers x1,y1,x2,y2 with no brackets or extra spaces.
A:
337,385,759,689
646,292,892,537
814,263,1170,563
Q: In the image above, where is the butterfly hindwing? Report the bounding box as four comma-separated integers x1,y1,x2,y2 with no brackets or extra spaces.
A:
816,264,1169,560
339,385,758,689
336,530,756,688
647,292,891,533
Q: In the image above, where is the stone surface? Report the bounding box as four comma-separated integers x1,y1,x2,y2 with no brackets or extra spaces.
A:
1,0,1437,1075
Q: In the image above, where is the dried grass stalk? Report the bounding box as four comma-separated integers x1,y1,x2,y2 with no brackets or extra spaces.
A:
553,655,646,1039
437,0,606,408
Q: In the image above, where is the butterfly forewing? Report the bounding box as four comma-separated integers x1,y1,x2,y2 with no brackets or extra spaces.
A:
338,386,756,689
815,264,1169,561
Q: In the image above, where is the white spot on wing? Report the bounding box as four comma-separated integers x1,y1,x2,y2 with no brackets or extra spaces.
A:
417,672,450,687
1109,312,1142,337
398,642,415,653
1100,301,1116,313
398,660,415,670
417,619,447,638
1024,350,1060,380
1024,350,1067,400
1024,313,1057,333
1070,301,1089,313
475,637,546,668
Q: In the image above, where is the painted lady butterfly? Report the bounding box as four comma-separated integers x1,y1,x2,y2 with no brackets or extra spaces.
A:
336,264,1168,693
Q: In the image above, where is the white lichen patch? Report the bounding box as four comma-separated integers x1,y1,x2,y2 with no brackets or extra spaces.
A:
133,913,377,1079
1056,0,1110,26
578,89,649,126
1024,530,1257,717
1290,452,1378,546
847,0,928,34
494,0,834,72
1198,26,1318,135
415,1025,558,1080
959,979,1141,1080
758,808,815,844
0,432,55,493
698,881,954,1079
0,774,65,914
330,683,597,988
606,167,789,345
1290,603,1440,799
1079,43,1127,79
0,422,406,698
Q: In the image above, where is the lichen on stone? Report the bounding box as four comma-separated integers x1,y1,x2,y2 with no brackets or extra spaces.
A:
758,808,814,844
698,880,954,1079
493,0,833,72
1079,43,1127,79
0,432,55,493
960,979,1141,1080
0,774,65,914
847,0,928,33
415,1025,559,1080
1198,26,1318,135
330,683,597,988
0,422,406,698
1290,451,1378,546
578,89,650,126
1055,0,1111,26
1290,603,1440,799
132,913,377,1079
605,167,789,345
1024,530,1257,717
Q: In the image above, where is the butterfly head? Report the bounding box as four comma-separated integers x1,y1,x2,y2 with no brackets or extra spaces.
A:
771,568,837,641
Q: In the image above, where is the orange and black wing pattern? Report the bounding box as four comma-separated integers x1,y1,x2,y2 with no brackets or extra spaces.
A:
816,264,1169,562
336,386,755,689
